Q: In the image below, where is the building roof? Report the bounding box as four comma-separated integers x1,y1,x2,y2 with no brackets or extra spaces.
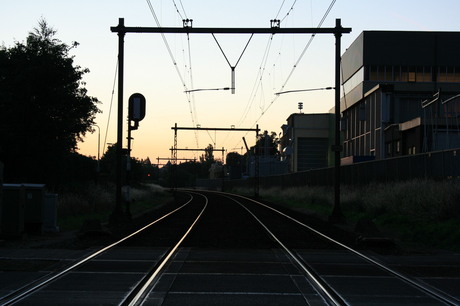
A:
342,30,460,82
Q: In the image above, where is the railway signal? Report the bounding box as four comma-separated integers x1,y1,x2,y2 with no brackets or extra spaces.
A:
125,93,147,218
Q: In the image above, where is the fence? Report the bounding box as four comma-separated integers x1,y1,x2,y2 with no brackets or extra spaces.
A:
222,148,460,190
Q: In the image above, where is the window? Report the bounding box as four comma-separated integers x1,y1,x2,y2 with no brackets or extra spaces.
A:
369,65,380,81
417,66,432,82
447,67,455,82
437,66,460,82
401,67,409,82
394,66,401,81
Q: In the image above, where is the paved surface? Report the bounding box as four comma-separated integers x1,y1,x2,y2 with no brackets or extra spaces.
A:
1,247,460,305
147,248,324,305
298,250,460,305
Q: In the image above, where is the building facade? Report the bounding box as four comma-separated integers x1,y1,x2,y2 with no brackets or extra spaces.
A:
280,113,335,172
340,31,460,161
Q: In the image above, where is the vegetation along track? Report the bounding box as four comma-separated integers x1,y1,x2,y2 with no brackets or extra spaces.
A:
2,189,458,305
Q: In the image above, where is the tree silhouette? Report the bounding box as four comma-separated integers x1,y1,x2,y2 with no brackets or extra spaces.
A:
0,19,100,184
254,130,280,156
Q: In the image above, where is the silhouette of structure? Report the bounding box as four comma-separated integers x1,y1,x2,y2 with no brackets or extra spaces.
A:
340,31,460,162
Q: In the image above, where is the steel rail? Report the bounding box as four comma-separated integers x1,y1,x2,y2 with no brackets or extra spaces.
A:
0,193,194,306
223,194,346,306
217,190,459,306
123,192,208,306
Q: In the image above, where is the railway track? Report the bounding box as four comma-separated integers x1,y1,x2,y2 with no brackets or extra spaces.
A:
1,189,458,305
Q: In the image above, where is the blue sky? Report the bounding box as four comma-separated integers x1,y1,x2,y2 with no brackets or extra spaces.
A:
2,0,459,162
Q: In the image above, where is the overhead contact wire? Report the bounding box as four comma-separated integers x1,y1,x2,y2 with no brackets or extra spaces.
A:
256,0,337,124
231,0,337,149
280,0,298,23
103,59,118,155
146,0,199,147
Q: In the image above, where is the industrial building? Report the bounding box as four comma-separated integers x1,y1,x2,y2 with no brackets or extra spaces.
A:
340,31,460,162
279,113,335,172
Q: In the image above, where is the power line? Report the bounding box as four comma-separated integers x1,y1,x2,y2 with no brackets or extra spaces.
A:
211,33,254,94
219,34,275,147
171,0,187,20
230,0,337,149
102,59,118,155
179,0,188,19
280,0,298,23
275,0,287,19
145,0,200,147
259,0,337,118
237,35,275,127
233,0,298,132
186,33,200,148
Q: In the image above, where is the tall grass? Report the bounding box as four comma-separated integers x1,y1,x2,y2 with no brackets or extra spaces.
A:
231,179,460,251
57,183,172,231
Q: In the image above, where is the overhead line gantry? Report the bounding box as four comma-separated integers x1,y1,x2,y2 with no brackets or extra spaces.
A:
171,124,260,195
110,18,351,223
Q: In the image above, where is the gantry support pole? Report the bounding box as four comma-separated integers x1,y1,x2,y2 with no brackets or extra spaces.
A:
329,18,346,223
111,18,125,224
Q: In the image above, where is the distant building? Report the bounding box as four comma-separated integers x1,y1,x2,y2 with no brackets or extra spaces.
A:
279,113,335,172
340,31,460,161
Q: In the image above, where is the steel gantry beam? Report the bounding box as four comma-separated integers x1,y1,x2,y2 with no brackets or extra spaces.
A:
170,147,226,163
110,24,351,35
111,18,350,223
171,124,260,195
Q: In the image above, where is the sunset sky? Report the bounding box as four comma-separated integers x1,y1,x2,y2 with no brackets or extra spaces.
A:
2,1,459,164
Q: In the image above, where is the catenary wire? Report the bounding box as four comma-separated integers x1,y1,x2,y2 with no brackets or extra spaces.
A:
171,0,186,20
225,1,298,147
274,0,286,19
185,33,200,149
238,35,275,126
220,34,275,147
230,0,337,149
102,59,118,155
280,0,298,23
211,33,254,69
179,0,188,19
146,0,200,148
170,0,200,149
